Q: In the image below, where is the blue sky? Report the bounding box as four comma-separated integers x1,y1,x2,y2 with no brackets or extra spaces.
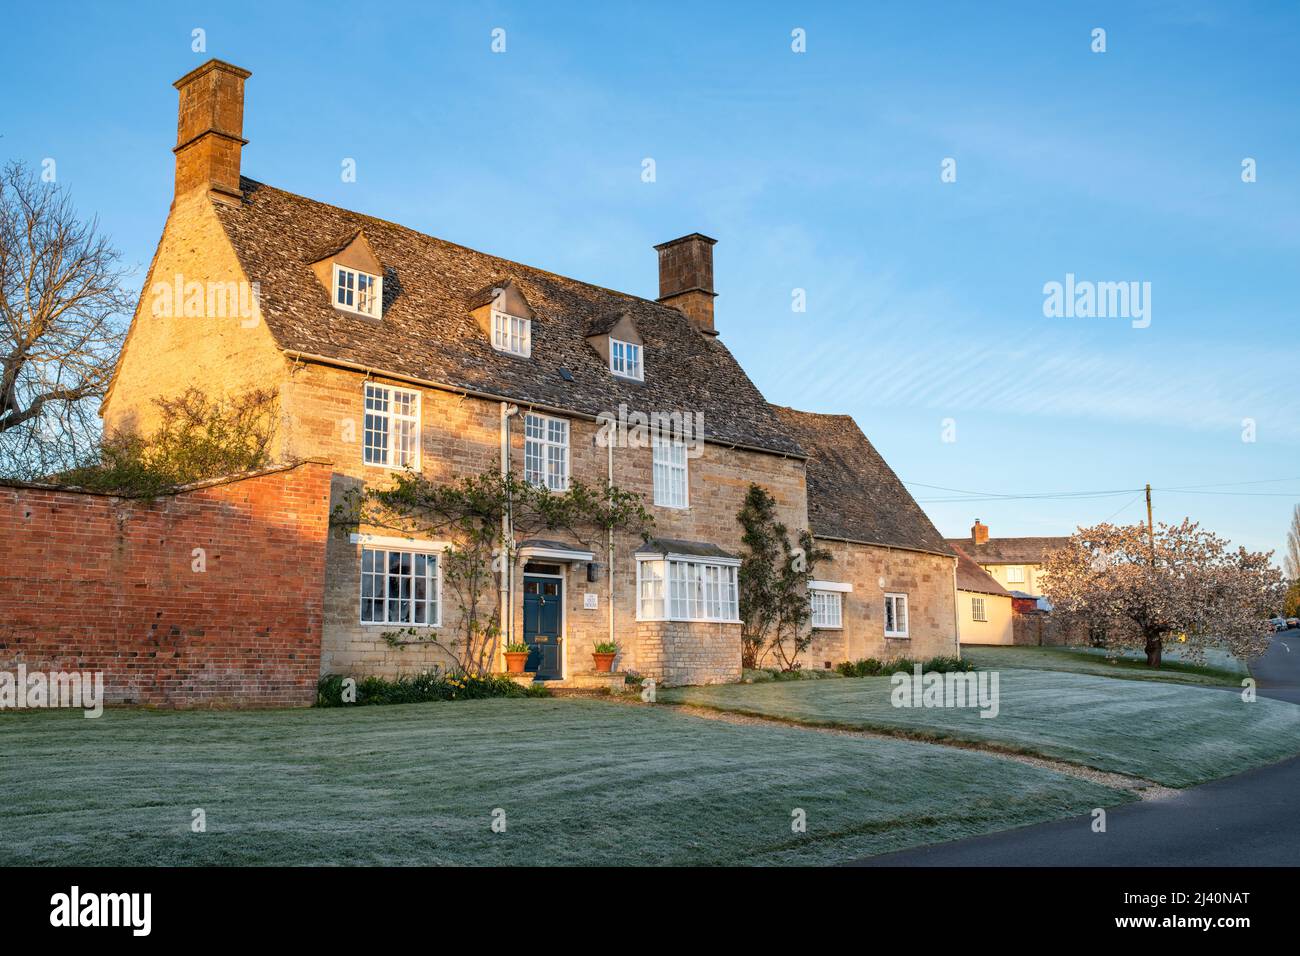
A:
3,1,1297,555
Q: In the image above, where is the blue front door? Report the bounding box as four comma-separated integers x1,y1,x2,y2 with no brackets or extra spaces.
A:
523,575,563,679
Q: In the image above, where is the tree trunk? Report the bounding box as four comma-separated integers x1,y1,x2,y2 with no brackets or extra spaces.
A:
1144,631,1163,668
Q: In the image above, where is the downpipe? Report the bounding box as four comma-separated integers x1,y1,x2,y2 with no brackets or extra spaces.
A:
500,402,518,664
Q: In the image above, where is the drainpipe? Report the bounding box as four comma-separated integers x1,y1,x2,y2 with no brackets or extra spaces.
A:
500,403,518,664
607,433,615,652
952,557,962,659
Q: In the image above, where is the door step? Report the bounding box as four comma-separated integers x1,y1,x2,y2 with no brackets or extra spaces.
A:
508,672,629,694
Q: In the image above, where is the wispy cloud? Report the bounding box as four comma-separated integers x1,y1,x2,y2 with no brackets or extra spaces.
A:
755,268,1298,441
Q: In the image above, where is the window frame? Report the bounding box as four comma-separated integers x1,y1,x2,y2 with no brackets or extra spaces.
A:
609,337,643,380
358,541,442,628
1005,565,1026,583
810,589,843,629
884,592,909,638
971,596,987,622
523,412,569,491
332,263,383,318
362,382,421,471
491,308,532,357
652,434,689,509
635,556,740,624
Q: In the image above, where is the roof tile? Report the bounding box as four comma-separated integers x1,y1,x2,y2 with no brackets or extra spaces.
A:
772,406,953,556
213,178,803,457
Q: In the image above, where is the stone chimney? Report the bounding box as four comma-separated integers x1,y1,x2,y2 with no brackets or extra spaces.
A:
972,519,989,545
173,59,251,204
655,233,718,335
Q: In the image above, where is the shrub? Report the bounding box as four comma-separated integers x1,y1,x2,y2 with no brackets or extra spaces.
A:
316,670,549,707
835,655,975,678
921,655,974,673
58,387,277,496
836,658,883,677
742,666,842,683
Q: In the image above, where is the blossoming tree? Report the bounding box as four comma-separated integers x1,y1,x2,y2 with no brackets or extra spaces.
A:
1042,519,1282,668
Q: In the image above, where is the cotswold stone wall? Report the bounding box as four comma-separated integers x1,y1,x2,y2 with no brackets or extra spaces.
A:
0,461,331,708
633,620,741,686
282,361,807,684
100,190,286,439
804,540,958,667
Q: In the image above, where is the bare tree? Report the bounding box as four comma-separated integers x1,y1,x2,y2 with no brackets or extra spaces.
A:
0,162,130,477
1284,504,1300,581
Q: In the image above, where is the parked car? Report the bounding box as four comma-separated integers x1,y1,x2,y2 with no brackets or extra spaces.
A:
1270,617,1287,632
1287,617,1299,630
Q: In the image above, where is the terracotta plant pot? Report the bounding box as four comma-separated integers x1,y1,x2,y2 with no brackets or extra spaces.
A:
504,651,530,674
592,652,616,673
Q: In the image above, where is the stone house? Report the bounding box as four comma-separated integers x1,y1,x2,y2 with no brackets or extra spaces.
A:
101,59,957,687
945,519,1070,607
772,408,958,666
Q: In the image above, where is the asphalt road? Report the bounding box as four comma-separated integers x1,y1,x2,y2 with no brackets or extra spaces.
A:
854,629,1300,866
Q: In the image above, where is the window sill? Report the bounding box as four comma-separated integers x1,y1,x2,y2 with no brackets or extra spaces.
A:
359,622,442,629
526,480,571,493
362,463,422,473
636,617,743,626
333,304,383,322
490,346,532,359
884,633,910,640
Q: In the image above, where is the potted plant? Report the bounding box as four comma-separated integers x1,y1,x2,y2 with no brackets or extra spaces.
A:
592,640,618,673
504,642,530,674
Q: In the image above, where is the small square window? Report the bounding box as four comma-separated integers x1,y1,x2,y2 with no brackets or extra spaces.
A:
884,593,909,637
492,310,531,357
359,545,440,626
810,590,843,629
333,264,382,318
610,338,643,380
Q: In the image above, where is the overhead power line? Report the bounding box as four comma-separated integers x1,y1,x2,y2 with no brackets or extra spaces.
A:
904,475,1300,504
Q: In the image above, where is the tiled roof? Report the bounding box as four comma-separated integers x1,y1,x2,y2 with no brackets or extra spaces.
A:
211,178,803,457
635,538,739,561
952,545,1010,596
771,406,954,557
465,278,511,311
584,311,629,337
944,536,1070,565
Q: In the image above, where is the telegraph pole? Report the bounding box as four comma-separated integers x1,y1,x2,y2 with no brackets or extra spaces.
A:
1145,483,1155,565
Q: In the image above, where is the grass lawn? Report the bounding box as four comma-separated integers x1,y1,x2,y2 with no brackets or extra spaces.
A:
962,646,1247,687
662,669,1300,787
0,698,1127,866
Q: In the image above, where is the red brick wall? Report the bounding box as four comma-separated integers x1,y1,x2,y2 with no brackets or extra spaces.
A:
0,461,332,708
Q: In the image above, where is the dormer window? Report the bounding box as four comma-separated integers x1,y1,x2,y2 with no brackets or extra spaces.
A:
334,263,382,318
585,311,644,381
470,279,536,358
312,230,385,319
610,338,642,380
492,309,531,357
